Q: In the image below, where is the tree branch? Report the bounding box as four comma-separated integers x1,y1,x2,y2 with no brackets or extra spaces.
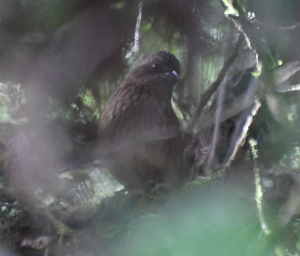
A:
187,33,244,132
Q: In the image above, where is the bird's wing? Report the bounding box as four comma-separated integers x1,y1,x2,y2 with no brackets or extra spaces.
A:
99,82,180,152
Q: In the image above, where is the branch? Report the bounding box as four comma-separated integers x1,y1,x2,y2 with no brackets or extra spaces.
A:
187,33,244,132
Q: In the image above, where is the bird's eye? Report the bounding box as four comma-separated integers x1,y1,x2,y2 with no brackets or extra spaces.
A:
152,63,160,71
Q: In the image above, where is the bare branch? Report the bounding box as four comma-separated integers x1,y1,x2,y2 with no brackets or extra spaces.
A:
187,33,244,132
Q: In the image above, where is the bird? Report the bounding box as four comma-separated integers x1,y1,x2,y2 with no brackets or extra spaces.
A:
98,51,185,192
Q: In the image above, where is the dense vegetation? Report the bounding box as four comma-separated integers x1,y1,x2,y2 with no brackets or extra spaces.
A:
0,0,300,255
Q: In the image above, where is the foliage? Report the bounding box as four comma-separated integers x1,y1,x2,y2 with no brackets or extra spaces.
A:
0,0,299,255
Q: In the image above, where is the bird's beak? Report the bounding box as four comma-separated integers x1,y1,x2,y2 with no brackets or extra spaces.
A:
163,70,179,83
172,70,179,80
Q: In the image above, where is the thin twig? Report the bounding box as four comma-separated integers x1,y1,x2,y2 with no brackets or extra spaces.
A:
251,18,300,31
187,33,244,132
205,75,227,175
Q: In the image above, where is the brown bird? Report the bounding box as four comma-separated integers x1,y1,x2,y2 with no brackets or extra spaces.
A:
99,51,185,192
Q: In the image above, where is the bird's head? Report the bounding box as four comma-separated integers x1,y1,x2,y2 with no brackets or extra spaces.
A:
124,51,180,100
126,51,180,84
